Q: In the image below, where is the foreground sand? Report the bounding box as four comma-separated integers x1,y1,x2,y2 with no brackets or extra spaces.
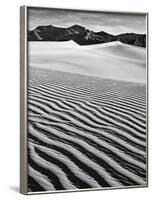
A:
28,67,147,192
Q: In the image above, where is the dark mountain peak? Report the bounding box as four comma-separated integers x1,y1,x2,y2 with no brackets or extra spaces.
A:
97,31,112,35
28,24,146,47
67,24,87,34
28,24,67,41
35,24,63,31
69,24,85,29
65,24,87,41
33,25,55,33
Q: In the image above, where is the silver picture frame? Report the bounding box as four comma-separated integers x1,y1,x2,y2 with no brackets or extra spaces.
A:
20,5,148,195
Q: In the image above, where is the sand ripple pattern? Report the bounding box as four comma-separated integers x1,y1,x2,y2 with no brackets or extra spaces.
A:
28,68,147,192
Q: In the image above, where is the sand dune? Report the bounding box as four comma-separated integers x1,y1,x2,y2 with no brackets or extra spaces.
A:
29,41,146,83
28,68,147,192
81,41,146,61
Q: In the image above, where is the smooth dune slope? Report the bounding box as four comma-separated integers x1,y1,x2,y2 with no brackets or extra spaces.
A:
81,41,146,61
29,41,146,83
28,68,147,192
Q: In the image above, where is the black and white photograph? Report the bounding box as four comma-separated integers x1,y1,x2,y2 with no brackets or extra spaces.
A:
26,7,147,193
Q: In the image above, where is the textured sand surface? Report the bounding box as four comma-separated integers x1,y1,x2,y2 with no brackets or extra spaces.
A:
28,68,147,192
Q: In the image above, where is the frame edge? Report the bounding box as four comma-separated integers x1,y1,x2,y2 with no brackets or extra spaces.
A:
20,5,28,195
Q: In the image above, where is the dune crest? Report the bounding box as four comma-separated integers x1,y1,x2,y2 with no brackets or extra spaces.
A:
29,41,146,83
81,41,146,61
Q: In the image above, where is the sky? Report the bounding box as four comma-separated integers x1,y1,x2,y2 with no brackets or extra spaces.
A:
28,7,147,35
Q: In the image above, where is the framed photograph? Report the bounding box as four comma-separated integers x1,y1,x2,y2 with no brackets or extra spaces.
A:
20,6,148,195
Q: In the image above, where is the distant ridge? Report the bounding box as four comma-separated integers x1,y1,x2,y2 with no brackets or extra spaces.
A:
28,24,146,47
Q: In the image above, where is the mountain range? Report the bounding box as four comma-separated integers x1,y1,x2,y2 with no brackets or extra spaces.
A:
28,24,146,47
